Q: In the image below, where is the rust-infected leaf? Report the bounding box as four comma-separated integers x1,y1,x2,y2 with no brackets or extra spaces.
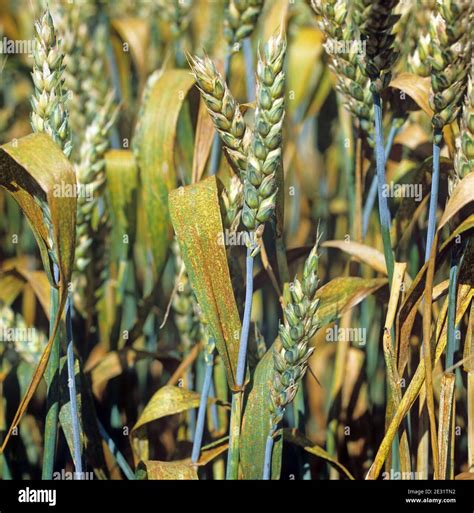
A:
169,176,241,391
0,133,76,453
137,460,198,480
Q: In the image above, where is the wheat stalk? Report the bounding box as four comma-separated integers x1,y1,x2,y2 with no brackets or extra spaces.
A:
353,0,399,286
188,53,250,179
263,238,320,479
224,0,264,52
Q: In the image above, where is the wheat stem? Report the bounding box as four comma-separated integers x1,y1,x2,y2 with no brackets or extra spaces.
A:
262,430,275,480
425,132,441,261
362,118,401,238
66,297,83,478
97,420,135,480
192,338,215,464
226,390,242,479
373,92,394,285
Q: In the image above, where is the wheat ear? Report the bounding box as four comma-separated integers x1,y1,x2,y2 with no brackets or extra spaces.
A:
241,31,286,240
31,9,72,157
224,0,264,52
188,53,250,179
312,0,374,146
263,238,320,479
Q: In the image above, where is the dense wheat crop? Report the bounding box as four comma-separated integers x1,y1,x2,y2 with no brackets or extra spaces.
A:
0,0,472,484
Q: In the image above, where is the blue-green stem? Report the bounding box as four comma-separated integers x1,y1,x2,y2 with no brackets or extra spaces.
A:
226,245,254,479
372,91,394,286
187,368,196,439
191,357,214,464
446,244,463,369
226,391,242,479
262,430,275,480
65,295,83,477
362,120,400,238
209,52,232,175
242,38,255,102
42,264,60,480
98,420,135,480
425,131,442,262
235,246,254,387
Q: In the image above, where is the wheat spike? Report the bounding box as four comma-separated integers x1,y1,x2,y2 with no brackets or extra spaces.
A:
224,0,264,52
452,74,474,194
188,53,250,179
74,93,118,310
312,0,374,146
269,238,320,432
157,0,193,40
408,33,432,77
241,32,286,236
30,9,72,157
222,175,244,232
429,0,471,140
353,0,400,94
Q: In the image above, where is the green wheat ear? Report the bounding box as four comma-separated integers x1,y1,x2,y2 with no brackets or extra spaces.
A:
224,0,265,52
312,0,375,147
74,93,119,311
31,9,72,157
188,53,250,179
156,0,193,40
452,74,474,194
222,175,244,232
429,0,471,142
242,31,286,239
269,235,321,432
